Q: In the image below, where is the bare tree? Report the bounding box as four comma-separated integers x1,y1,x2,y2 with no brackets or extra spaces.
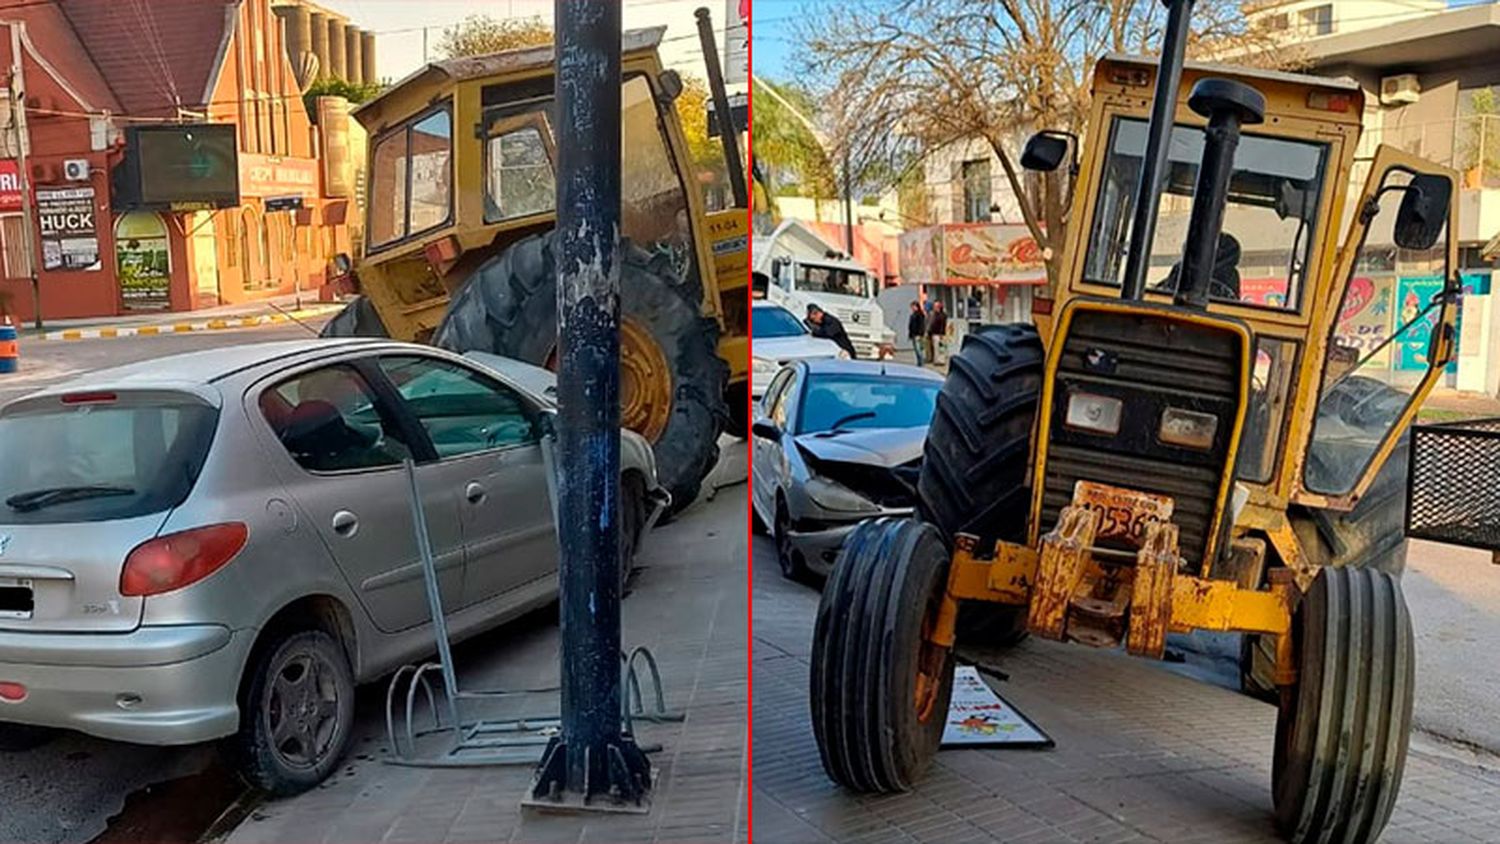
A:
797,0,1293,291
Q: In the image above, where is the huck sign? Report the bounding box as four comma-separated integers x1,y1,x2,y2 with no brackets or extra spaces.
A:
35,186,101,271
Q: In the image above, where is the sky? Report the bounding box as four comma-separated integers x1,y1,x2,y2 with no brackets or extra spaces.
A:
319,0,747,89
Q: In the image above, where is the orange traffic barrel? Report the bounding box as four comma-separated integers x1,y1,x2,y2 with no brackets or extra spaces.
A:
0,317,17,373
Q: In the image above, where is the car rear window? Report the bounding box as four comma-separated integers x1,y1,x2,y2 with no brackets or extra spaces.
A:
0,394,218,525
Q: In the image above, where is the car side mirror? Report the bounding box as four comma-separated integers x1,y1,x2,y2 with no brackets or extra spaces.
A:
1021,132,1070,172
536,409,558,440
1394,173,1452,250
752,419,781,440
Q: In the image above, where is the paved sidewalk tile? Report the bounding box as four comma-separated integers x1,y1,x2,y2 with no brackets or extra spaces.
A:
228,475,748,844
752,535,1500,843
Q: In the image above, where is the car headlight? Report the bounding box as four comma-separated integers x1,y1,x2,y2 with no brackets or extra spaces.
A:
1159,407,1218,450
753,356,777,376
1064,391,1123,436
804,477,881,513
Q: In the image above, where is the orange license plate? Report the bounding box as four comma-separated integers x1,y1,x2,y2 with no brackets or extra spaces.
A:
1072,481,1174,544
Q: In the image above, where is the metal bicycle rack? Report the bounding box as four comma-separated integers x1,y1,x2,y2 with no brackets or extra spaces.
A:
383,458,681,769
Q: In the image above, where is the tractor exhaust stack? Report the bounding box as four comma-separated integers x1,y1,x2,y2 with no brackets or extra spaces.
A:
1173,79,1265,309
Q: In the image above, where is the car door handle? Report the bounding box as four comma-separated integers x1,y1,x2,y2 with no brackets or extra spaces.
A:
331,510,359,537
465,482,487,504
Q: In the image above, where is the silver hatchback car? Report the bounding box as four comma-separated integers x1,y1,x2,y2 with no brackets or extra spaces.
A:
0,339,665,794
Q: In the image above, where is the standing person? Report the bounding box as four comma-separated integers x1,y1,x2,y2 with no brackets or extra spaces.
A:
907,300,927,366
806,303,858,359
928,301,948,365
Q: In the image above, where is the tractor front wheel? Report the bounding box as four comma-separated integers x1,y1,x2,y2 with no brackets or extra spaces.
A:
1272,565,1413,843
811,517,954,793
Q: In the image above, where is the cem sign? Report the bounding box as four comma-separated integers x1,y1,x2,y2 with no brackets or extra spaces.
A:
36,186,100,271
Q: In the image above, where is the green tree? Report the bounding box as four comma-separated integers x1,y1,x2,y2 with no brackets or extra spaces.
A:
752,77,835,197
302,76,385,120
436,14,553,58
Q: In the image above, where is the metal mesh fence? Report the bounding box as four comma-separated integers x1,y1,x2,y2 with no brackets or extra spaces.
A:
1407,417,1500,550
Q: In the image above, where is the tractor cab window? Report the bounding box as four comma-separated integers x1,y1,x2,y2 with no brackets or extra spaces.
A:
1085,117,1329,312
369,106,454,250
621,75,700,292
1306,166,1452,495
484,118,556,223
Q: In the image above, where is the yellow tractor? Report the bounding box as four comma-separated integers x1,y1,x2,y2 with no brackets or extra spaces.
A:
322,27,749,511
809,3,1462,841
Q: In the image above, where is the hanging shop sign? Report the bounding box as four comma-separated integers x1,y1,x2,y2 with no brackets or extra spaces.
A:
35,186,101,271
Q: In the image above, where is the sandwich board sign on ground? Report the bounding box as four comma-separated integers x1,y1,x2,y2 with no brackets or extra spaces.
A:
941,665,1054,749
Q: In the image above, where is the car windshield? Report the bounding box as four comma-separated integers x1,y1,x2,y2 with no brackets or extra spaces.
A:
1085,117,1329,311
798,374,939,434
0,395,218,525
754,306,806,339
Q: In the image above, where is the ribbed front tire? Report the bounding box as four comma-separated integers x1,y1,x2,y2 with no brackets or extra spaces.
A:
1272,566,1413,843
810,518,954,792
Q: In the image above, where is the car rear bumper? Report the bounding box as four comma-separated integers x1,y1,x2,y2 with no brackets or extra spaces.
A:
0,624,251,745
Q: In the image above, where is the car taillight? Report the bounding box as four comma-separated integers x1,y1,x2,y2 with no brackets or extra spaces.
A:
120,523,249,597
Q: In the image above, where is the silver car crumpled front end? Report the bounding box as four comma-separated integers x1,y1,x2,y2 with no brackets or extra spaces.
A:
788,428,926,575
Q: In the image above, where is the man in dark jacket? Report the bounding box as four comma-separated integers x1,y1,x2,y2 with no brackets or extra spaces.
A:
907,301,927,366
806,304,858,359
927,301,948,363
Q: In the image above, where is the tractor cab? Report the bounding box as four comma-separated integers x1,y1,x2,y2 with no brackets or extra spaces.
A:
323,26,750,512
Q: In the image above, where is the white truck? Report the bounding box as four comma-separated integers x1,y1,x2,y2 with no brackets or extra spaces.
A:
752,220,895,360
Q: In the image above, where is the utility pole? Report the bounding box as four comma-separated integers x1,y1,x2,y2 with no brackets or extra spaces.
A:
7,22,38,331
842,144,853,255
526,0,651,812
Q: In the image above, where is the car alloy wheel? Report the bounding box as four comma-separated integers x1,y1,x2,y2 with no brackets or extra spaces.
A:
267,649,345,771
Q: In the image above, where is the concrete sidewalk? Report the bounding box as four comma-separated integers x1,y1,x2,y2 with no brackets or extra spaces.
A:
30,294,343,341
225,464,749,844
752,533,1500,843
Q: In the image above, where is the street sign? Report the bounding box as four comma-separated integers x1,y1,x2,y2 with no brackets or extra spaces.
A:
706,93,749,138
724,0,748,86
266,195,305,212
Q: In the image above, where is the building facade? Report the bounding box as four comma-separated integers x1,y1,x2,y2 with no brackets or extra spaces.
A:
0,0,372,322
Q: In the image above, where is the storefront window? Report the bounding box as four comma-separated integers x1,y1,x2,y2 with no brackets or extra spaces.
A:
115,212,171,311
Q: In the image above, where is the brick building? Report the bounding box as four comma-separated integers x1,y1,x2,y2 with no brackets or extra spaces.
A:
0,0,369,321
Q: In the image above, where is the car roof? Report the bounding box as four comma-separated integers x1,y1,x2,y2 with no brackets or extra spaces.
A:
9,339,424,404
799,358,943,382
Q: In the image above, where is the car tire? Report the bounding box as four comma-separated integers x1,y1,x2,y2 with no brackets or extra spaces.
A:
774,497,808,582
0,723,60,752
916,323,1043,649
225,629,356,797
432,234,728,517
318,295,389,338
620,472,647,594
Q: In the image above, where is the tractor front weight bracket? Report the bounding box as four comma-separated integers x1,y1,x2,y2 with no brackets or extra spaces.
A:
933,515,1295,661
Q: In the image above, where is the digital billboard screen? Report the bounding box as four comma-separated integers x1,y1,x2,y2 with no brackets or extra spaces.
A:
116,124,240,210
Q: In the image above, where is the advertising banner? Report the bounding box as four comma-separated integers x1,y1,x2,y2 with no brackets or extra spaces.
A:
35,186,101,271
942,225,1045,285
898,226,941,286
1336,275,1394,369
115,211,171,311
1395,275,1445,372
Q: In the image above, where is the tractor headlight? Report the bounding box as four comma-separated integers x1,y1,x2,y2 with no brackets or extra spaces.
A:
804,477,881,514
1159,407,1219,450
1065,391,1122,436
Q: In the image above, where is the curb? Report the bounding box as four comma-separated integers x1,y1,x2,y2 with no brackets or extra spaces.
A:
39,306,343,341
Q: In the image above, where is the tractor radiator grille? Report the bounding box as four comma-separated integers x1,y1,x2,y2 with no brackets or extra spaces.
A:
1040,308,1244,567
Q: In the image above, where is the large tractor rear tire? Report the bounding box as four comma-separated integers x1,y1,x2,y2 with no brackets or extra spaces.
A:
916,324,1043,648
811,517,954,793
433,235,728,514
1272,565,1413,843
319,295,389,338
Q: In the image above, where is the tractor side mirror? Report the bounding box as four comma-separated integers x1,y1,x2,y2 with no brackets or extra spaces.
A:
657,70,685,104
1393,173,1452,251
752,418,781,440
1021,132,1070,173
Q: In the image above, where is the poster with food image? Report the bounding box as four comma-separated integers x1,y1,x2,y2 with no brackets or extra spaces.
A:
1336,276,1394,369
942,225,1045,284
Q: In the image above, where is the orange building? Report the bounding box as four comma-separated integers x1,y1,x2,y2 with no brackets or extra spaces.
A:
0,0,369,321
